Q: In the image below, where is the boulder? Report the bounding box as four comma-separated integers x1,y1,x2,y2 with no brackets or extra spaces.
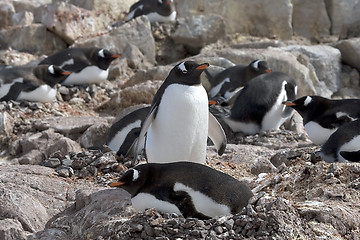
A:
0,1,15,29
0,219,27,240
172,14,226,51
0,49,39,65
281,45,341,93
74,16,156,66
78,121,113,148
41,2,109,45
0,111,14,137
334,38,360,72
175,0,293,39
11,11,34,26
124,65,173,88
292,0,331,42
338,2,360,39
0,24,67,55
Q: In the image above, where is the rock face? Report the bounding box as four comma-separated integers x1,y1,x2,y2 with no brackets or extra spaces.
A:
334,38,360,72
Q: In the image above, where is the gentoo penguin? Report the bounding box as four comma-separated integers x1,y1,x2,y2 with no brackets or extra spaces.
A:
107,106,151,157
125,0,176,23
0,65,70,102
39,47,120,86
220,72,297,135
319,119,360,162
283,96,360,145
207,60,271,104
136,61,227,164
110,162,253,219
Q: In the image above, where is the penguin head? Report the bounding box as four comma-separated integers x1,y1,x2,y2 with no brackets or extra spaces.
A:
110,167,147,196
250,60,272,73
96,48,120,70
34,65,71,87
283,96,321,118
169,61,209,86
157,0,173,6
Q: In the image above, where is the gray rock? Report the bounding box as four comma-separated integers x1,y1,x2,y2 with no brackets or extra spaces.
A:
0,219,27,240
0,49,39,66
0,24,67,55
292,0,331,42
41,2,109,44
338,2,360,39
172,14,226,50
0,111,14,137
0,1,15,29
281,45,341,93
334,38,360,72
250,158,276,175
11,11,34,26
123,43,153,70
78,121,112,148
74,16,156,66
176,0,292,39
55,166,74,178
124,65,172,88
42,158,61,168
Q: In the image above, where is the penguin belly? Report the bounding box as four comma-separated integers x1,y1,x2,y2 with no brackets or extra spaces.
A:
304,121,337,145
131,193,182,215
337,135,360,162
17,85,57,102
147,11,176,22
146,84,208,163
61,66,109,85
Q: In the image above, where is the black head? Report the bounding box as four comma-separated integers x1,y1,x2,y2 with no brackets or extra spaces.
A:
283,96,327,118
249,60,272,73
34,65,71,87
167,61,209,86
110,166,148,197
95,48,120,70
157,0,173,6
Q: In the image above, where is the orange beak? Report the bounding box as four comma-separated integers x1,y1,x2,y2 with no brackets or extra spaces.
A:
196,63,209,70
112,54,121,58
283,101,296,106
265,69,272,73
61,71,71,75
166,0,171,5
208,100,217,105
110,181,124,187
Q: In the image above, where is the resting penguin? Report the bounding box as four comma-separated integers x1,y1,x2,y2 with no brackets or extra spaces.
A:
319,119,360,162
125,0,176,23
220,72,297,135
0,65,70,102
39,47,120,86
110,162,253,219
107,106,151,157
136,61,227,164
283,96,360,145
207,60,271,105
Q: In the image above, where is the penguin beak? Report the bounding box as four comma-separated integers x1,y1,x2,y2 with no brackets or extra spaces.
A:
110,181,124,187
61,71,71,75
208,100,217,105
265,69,272,73
166,0,171,5
196,63,209,70
283,101,296,106
111,54,121,58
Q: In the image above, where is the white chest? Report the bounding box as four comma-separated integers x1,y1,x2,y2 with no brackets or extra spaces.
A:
62,66,109,85
17,84,57,102
304,121,337,145
338,135,360,162
147,11,176,23
107,120,142,152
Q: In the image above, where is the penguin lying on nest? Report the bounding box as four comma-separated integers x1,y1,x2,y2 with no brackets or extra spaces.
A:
110,162,253,220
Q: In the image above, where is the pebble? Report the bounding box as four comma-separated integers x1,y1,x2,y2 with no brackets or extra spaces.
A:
42,158,61,168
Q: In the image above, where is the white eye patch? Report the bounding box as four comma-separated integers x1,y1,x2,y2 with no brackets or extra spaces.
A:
158,0,163,3
304,96,312,106
178,62,187,74
98,49,105,58
251,60,261,70
132,169,139,181
48,65,55,74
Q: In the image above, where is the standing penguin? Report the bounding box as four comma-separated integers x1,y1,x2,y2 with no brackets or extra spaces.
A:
320,119,360,162
207,60,271,104
283,96,360,145
107,106,151,157
39,47,120,86
110,162,253,219
136,61,227,164
221,72,297,135
125,0,176,23
0,65,70,102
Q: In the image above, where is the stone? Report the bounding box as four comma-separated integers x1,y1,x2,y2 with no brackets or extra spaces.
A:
334,38,360,72
74,16,156,66
172,14,226,50
12,11,34,26
0,1,15,29
250,158,276,175
0,111,14,137
338,2,360,39
124,65,172,88
175,0,292,39
41,2,109,44
292,0,331,42
0,49,39,66
55,166,74,178
0,24,67,55
281,45,341,93
78,121,112,148
0,219,27,240
42,158,61,168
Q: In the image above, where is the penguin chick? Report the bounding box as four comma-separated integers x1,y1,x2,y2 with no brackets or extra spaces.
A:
110,162,253,220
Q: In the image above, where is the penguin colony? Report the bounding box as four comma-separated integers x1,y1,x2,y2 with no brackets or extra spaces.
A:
2,0,360,220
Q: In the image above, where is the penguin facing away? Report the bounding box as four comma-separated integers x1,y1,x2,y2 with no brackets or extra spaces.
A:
110,162,254,219
222,72,297,135
207,60,272,105
125,0,176,23
136,61,227,164
319,119,360,162
39,47,120,86
107,106,151,157
283,96,360,145
0,65,70,102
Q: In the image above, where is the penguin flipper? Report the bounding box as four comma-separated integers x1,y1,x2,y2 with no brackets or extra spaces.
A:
208,113,227,155
135,105,157,158
340,150,360,162
0,82,24,101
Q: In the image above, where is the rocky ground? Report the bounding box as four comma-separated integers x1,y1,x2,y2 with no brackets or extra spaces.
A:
1,0,360,239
